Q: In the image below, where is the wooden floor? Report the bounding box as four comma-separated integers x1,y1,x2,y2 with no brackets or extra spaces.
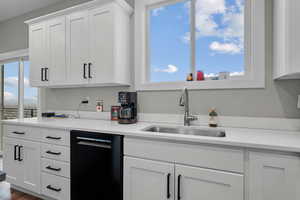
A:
11,189,41,200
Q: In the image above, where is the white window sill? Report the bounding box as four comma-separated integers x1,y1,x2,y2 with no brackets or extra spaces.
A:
136,79,265,91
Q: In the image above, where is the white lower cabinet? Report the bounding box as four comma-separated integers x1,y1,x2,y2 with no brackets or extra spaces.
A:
3,137,41,194
124,157,174,200
249,152,300,200
124,156,244,200
175,165,243,200
41,173,70,200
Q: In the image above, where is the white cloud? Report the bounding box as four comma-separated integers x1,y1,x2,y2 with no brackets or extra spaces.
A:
210,41,242,54
5,77,18,87
4,76,30,88
4,92,15,100
154,65,178,73
152,7,165,16
230,71,244,76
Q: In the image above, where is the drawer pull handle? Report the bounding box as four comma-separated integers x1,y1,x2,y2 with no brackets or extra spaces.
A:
167,173,171,199
177,175,182,200
46,185,61,192
12,131,25,135
46,166,62,172
46,150,61,155
18,146,23,161
46,136,62,140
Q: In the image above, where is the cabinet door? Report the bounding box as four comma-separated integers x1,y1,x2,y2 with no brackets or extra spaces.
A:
3,137,22,186
88,6,114,84
175,164,243,200
249,152,300,200
29,22,48,87
21,140,41,194
124,157,174,200
47,17,66,86
66,11,89,85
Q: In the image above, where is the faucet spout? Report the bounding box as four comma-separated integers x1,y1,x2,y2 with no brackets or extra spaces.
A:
179,88,197,126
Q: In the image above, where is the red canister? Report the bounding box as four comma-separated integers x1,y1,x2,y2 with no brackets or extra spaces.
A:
197,71,204,81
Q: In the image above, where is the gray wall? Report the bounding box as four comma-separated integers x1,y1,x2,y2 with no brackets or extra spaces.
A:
1,0,300,118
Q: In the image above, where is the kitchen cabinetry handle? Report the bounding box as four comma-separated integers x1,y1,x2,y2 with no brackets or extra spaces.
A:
88,62,92,78
167,173,171,199
83,63,87,79
46,166,62,172
46,136,62,140
46,150,61,155
41,68,44,81
18,146,23,161
14,145,18,161
46,185,62,192
45,68,49,81
177,175,181,200
12,131,25,135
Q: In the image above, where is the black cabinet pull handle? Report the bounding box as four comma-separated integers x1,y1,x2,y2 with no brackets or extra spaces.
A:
46,136,62,140
41,68,44,81
83,63,87,79
46,185,61,192
46,166,61,172
45,68,49,81
88,62,92,78
177,175,181,200
14,145,18,161
12,131,25,135
167,173,171,199
18,146,23,161
46,150,61,155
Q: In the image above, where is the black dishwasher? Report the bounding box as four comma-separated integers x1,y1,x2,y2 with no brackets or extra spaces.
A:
71,130,123,200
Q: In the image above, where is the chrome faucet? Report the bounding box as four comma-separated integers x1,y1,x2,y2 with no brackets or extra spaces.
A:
179,88,198,126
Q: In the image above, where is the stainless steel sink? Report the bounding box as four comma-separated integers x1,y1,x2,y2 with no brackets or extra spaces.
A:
142,125,226,137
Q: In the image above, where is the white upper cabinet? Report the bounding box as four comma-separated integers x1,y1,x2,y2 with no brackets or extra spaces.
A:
274,0,300,79
27,0,132,87
29,23,48,87
66,11,89,85
47,17,66,86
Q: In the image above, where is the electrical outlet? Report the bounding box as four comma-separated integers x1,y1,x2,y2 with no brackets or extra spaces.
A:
81,97,90,104
298,95,300,109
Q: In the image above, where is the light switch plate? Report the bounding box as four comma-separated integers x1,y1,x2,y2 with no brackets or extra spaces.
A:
298,95,300,109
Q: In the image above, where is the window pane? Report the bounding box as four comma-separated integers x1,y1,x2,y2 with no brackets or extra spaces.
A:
24,61,37,118
3,61,19,119
149,0,191,82
195,0,245,79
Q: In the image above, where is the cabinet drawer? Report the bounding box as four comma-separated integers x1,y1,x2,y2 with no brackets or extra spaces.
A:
41,129,70,146
124,138,244,173
41,173,70,200
41,158,70,178
41,144,70,162
4,125,42,141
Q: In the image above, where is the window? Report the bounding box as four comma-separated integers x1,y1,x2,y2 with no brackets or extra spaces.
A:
1,55,38,120
149,0,190,82
24,61,38,118
3,62,19,119
136,0,265,90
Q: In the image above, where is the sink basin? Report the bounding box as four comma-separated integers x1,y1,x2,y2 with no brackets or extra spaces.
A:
142,125,226,137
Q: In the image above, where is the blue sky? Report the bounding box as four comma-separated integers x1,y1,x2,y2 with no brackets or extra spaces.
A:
4,61,37,107
149,0,245,82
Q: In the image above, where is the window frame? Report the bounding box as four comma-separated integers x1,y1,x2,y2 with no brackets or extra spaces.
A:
135,0,265,91
0,49,40,119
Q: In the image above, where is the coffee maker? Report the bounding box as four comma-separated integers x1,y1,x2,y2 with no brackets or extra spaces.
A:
118,92,137,124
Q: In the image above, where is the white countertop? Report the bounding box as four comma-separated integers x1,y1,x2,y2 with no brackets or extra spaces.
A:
2,118,300,153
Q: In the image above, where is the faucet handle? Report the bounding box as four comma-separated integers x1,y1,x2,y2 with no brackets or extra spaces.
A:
179,95,185,106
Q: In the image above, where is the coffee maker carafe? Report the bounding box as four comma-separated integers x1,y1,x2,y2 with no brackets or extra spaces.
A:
118,92,137,124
